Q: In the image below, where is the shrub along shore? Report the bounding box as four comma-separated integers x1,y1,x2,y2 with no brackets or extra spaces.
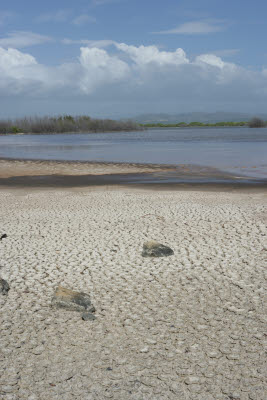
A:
141,117,267,128
141,121,247,128
0,115,142,134
0,115,266,134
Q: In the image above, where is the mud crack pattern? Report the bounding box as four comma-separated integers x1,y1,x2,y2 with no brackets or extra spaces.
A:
0,188,266,400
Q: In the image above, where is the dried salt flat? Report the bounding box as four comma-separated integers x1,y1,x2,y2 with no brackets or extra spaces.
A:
0,187,266,399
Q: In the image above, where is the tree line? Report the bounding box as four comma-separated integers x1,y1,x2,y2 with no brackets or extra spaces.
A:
141,117,267,128
0,115,266,134
0,115,142,134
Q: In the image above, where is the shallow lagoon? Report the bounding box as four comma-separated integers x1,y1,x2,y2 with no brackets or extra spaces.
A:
0,127,266,178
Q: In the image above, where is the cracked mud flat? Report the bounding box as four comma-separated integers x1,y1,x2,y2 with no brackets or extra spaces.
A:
0,187,266,400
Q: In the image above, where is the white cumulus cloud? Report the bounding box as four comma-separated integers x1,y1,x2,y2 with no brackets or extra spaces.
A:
0,47,37,69
79,47,130,93
0,47,41,94
194,54,238,84
115,43,189,66
195,54,231,69
0,42,267,114
0,47,78,94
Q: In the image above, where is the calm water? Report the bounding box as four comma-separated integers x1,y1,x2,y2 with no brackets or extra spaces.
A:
0,127,267,178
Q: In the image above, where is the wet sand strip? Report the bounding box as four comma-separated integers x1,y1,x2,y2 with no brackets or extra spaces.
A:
0,158,266,191
0,173,266,193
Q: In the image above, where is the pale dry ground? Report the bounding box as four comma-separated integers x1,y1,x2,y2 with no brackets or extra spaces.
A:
0,160,174,179
0,187,266,400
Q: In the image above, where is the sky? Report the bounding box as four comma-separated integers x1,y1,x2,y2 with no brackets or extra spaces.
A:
1,0,267,118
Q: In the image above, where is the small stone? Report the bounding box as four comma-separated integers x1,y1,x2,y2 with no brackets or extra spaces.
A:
140,347,149,353
0,233,7,240
52,286,95,312
229,393,241,399
142,241,174,257
146,339,157,345
82,312,96,321
184,376,200,384
0,278,10,295
226,354,240,360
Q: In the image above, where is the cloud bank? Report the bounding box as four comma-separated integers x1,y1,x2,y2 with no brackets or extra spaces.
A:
0,41,266,114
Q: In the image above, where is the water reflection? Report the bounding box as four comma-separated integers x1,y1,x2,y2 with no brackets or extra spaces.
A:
0,128,267,178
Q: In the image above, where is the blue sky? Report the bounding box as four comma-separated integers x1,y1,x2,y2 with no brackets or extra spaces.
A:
1,0,267,117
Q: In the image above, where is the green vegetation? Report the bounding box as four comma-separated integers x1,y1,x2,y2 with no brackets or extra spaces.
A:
11,126,21,134
141,117,267,128
140,121,249,128
1,115,266,134
0,115,142,134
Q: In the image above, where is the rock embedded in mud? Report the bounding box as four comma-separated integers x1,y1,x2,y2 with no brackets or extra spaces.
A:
0,277,10,295
142,240,174,257
82,312,96,321
52,286,95,313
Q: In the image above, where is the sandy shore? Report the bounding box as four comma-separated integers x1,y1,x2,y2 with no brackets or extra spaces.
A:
1,159,266,190
0,159,176,179
0,185,266,400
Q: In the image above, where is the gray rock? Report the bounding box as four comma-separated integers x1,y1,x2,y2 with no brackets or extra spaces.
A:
82,312,96,321
0,278,10,295
142,240,174,257
52,286,95,313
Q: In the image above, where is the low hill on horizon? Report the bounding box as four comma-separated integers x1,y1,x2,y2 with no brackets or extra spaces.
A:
132,112,267,124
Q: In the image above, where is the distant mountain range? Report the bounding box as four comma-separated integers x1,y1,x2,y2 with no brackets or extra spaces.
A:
132,112,267,124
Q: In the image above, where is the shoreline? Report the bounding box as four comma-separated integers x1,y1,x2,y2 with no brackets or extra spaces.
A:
0,124,257,136
0,158,266,191
0,158,176,178
1,182,267,195
0,129,144,136
0,158,267,189
0,125,250,136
